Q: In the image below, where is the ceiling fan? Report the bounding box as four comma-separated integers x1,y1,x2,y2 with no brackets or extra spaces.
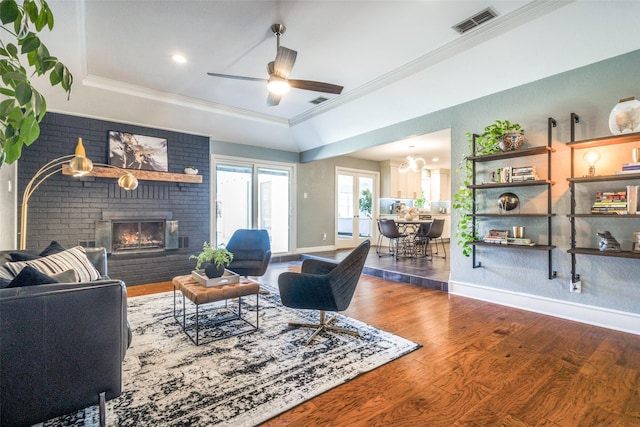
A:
207,24,344,106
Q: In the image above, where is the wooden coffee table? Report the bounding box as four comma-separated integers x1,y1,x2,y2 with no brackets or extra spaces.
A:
172,274,260,345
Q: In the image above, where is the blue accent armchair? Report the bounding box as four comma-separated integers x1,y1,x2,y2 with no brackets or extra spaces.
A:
226,229,272,277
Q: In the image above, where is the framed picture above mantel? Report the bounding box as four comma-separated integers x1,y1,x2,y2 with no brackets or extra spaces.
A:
108,131,168,172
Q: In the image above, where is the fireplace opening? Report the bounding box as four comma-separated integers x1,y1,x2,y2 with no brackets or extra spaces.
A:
112,221,165,253
96,211,179,255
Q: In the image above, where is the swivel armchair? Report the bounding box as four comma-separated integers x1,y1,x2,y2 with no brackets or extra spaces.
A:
278,240,370,345
225,229,272,277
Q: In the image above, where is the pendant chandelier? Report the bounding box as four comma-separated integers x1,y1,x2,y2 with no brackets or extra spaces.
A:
398,156,426,173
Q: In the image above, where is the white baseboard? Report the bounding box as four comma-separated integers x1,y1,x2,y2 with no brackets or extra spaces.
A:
449,280,640,336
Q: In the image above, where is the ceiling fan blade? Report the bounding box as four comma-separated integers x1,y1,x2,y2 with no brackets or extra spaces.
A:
289,79,344,94
207,72,267,83
273,46,297,78
267,92,282,107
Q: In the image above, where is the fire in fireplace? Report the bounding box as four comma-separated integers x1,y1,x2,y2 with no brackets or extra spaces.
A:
96,211,178,254
112,221,165,252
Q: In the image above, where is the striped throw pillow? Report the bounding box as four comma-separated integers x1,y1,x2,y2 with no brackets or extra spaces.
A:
0,266,13,280
5,246,101,282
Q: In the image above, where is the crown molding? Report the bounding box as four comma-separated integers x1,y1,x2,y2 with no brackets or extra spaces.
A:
82,75,291,126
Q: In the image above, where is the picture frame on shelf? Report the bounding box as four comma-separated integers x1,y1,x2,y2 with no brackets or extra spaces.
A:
108,131,169,172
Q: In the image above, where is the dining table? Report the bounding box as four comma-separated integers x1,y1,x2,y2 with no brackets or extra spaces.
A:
393,219,433,257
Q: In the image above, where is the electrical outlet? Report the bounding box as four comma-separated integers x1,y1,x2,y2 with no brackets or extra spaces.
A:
322,232,327,241
570,280,582,293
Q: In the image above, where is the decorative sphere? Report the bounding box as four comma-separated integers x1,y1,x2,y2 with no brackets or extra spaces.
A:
499,192,520,211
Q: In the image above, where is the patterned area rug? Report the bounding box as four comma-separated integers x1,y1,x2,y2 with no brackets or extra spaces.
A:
44,282,420,426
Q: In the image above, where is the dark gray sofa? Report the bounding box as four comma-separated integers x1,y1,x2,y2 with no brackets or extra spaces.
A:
0,247,130,427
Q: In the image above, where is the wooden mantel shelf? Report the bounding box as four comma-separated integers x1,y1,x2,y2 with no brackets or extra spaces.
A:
62,165,203,184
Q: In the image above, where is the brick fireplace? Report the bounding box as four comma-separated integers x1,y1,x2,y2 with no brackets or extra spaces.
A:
17,112,210,285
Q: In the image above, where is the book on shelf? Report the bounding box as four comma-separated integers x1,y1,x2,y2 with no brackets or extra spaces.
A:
592,202,627,207
591,209,629,215
488,229,509,238
510,174,538,182
621,162,640,171
483,236,508,244
507,237,535,246
596,191,626,198
511,166,536,175
615,169,640,174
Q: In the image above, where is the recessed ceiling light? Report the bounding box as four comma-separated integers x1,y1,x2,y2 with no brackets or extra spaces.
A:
432,157,439,162
172,54,187,64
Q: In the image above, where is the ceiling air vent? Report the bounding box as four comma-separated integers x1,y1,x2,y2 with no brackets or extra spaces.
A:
309,96,328,105
452,7,498,34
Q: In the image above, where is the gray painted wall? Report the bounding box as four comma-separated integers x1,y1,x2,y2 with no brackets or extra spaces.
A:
0,162,16,250
297,156,380,248
301,49,640,315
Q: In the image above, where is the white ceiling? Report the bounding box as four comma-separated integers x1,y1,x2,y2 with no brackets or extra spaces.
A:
28,1,640,164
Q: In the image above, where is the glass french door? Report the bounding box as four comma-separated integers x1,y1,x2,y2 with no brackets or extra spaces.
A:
336,168,377,249
214,158,292,253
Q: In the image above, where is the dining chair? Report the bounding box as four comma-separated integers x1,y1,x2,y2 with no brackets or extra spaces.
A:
377,219,407,259
375,219,388,256
425,218,446,259
412,222,433,258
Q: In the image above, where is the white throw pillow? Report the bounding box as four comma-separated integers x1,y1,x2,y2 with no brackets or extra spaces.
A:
5,246,101,282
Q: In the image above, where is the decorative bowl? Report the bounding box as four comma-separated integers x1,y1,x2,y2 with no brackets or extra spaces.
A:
500,133,525,151
184,167,198,175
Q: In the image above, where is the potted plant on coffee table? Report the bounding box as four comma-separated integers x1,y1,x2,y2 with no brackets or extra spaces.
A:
190,242,234,278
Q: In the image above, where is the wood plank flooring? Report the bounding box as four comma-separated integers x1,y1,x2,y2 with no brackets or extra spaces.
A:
128,262,640,426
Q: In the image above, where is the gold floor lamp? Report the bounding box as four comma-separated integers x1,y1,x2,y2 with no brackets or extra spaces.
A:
19,137,139,250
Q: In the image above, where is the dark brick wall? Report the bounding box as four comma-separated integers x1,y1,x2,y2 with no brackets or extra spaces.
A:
18,112,210,285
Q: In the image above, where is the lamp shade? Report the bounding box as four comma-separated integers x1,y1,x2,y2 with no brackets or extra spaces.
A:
68,156,93,176
118,173,139,190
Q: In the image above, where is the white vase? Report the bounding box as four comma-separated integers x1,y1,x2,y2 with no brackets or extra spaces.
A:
609,97,640,135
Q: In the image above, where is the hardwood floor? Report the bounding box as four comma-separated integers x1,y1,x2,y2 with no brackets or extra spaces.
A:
128,262,640,426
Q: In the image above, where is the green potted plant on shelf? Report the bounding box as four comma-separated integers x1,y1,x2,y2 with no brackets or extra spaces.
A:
452,120,524,256
477,119,525,152
190,241,234,278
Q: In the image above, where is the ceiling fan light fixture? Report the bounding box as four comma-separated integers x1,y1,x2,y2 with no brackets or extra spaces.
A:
267,75,290,95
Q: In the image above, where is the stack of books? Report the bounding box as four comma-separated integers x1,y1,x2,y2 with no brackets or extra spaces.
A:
616,162,640,174
510,166,538,182
483,229,508,244
591,191,627,214
506,237,535,246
